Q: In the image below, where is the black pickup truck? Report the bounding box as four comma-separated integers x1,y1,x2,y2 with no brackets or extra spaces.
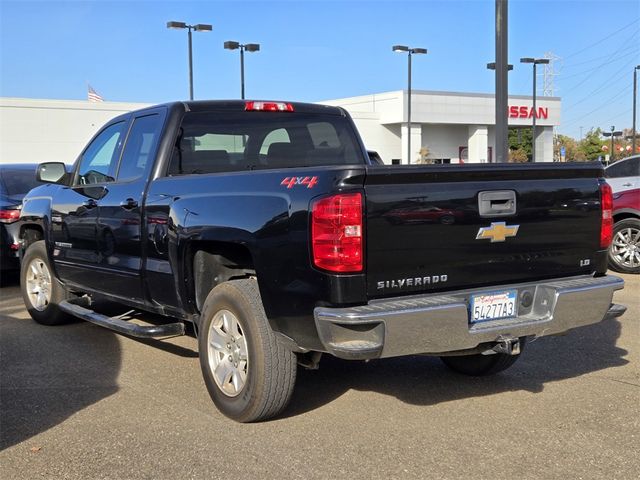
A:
19,100,626,422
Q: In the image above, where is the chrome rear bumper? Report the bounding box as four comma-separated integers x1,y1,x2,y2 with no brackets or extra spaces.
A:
314,275,626,360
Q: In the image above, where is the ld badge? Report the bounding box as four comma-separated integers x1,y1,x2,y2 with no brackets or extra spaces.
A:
476,222,519,243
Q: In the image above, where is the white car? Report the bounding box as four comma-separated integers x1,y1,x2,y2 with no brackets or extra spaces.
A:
605,155,639,193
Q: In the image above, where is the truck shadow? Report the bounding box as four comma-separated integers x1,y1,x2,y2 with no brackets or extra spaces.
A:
284,317,628,418
0,314,122,451
0,275,122,451
3,271,628,427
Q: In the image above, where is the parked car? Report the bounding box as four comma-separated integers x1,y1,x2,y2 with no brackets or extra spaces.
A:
0,164,43,271
609,188,640,274
605,155,639,193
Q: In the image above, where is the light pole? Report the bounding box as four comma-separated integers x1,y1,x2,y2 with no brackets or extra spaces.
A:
520,57,549,162
633,65,640,155
392,45,427,164
224,41,260,99
603,126,623,162
167,21,213,100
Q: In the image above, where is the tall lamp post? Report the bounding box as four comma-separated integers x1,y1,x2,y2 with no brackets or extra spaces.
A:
632,65,640,155
520,57,549,162
392,45,427,164
224,41,260,99
603,126,623,162
167,21,213,100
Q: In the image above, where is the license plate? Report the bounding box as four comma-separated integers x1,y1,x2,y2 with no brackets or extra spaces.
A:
470,290,517,323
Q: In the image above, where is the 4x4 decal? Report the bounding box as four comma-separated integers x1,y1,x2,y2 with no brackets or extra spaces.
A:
280,176,318,189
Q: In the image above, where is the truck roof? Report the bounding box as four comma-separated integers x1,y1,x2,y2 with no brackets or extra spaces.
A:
135,100,347,117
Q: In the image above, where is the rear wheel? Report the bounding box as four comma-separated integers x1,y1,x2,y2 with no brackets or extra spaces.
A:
198,278,296,422
608,218,640,274
20,240,70,325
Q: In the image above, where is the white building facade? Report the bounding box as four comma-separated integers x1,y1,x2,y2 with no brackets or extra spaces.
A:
321,90,561,164
0,97,150,165
0,92,560,165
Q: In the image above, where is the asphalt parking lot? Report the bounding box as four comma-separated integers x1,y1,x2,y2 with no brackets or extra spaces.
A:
1,271,638,479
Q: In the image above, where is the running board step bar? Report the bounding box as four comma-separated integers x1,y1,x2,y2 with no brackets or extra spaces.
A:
59,299,185,338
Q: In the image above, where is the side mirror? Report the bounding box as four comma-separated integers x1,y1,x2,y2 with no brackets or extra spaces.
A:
37,162,67,184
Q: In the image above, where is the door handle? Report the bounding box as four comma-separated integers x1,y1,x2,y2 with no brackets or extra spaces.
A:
120,198,138,210
82,199,98,209
622,183,632,187
478,190,517,217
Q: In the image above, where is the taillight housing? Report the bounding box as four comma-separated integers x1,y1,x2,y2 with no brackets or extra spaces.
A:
600,182,613,249
0,209,21,224
311,193,363,273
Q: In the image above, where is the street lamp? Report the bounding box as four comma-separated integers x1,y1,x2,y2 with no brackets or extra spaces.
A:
603,126,623,162
393,45,427,164
224,41,260,99
520,57,549,162
167,21,213,100
632,65,640,155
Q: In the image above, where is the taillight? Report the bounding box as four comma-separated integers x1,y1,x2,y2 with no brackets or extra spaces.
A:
600,182,613,248
311,193,363,273
245,101,294,112
0,209,20,224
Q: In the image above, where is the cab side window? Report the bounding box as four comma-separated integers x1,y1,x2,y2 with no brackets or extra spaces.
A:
606,158,638,178
77,122,126,185
117,114,163,182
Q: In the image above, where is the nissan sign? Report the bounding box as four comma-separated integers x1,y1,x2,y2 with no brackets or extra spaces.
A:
509,106,549,119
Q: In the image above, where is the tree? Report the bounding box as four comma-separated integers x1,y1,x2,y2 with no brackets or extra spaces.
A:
508,128,532,160
577,128,605,161
509,147,528,163
556,134,580,161
416,147,432,164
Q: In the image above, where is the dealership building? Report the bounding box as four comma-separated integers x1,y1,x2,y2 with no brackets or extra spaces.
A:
323,90,561,164
0,91,560,165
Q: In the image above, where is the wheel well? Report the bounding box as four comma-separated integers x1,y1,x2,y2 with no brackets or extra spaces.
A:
191,243,256,313
613,212,640,223
20,225,44,250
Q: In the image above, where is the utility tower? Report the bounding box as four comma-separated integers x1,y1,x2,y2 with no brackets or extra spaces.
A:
542,52,562,97
543,52,562,160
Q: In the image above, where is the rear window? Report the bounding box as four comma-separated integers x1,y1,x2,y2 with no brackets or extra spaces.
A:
0,168,44,196
167,112,364,175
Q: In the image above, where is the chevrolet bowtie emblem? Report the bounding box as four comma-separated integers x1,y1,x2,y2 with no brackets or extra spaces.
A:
476,222,520,242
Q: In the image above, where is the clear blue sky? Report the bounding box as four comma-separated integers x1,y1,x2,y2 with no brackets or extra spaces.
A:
1,0,638,140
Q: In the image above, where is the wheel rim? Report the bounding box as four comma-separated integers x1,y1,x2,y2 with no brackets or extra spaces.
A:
611,226,640,270
207,309,249,397
25,257,52,311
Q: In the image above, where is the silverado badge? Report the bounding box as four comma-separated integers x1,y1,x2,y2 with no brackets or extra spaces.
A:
476,222,519,243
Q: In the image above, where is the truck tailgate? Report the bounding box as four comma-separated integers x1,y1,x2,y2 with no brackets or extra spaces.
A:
365,163,605,298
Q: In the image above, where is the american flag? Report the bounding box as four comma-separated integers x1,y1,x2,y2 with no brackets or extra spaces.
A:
87,85,104,102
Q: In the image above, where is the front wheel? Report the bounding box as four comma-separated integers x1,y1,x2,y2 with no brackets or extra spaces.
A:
198,278,296,422
608,218,640,274
20,240,71,325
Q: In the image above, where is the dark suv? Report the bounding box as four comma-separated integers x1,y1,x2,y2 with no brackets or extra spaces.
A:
0,164,44,271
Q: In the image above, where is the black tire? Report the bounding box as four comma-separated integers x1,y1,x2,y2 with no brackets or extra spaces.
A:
608,218,640,274
20,240,71,325
198,278,296,422
440,341,525,376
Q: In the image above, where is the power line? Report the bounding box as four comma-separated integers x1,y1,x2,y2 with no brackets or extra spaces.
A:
563,42,638,69
559,28,639,92
602,107,632,125
564,57,638,109
562,83,632,128
563,19,639,60
560,49,637,81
